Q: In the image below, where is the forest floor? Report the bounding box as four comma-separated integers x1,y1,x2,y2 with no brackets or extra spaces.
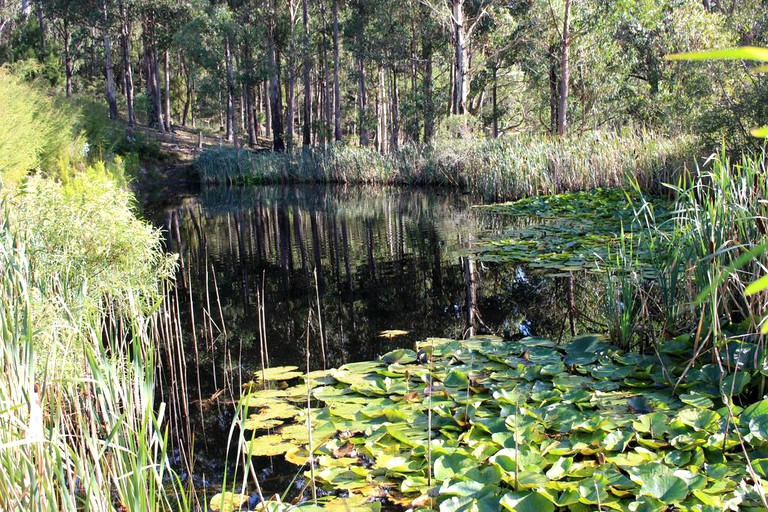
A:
128,122,271,205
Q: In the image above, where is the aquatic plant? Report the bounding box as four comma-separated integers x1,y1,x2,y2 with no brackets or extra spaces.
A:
194,132,695,201
0,204,188,511
218,334,768,511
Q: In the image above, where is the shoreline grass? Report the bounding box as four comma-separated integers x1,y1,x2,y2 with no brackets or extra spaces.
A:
195,132,697,201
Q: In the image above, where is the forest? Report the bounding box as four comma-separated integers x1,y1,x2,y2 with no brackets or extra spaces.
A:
1,1,768,511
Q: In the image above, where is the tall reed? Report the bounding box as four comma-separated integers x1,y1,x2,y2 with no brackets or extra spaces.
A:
0,203,188,511
195,132,695,201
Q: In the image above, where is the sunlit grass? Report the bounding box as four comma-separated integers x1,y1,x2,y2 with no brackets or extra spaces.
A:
196,132,695,200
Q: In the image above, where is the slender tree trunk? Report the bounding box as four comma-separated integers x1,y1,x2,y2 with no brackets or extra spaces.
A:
286,4,296,150
422,35,434,143
264,80,272,139
452,0,466,115
35,0,45,50
332,0,342,141
144,26,165,131
377,66,387,153
246,81,257,146
119,0,134,124
322,33,332,144
548,42,558,135
102,3,118,121
390,68,399,151
557,0,571,136
225,35,237,146
301,0,312,146
492,65,498,138
406,10,419,142
181,53,192,126
164,49,172,130
63,19,72,97
268,18,285,152
358,57,368,146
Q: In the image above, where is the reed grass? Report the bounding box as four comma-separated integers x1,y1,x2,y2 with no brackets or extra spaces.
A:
0,202,187,511
604,150,768,358
195,132,696,201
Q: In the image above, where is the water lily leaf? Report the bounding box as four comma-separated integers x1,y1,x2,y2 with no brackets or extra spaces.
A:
679,393,714,409
380,348,417,363
247,435,295,456
242,416,284,430
209,492,250,512
379,330,410,339
256,366,303,382
628,495,666,512
434,453,476,481
499,491,554,512
324,495,381,511
676,408,720,432
632,412,668,437
630,464,689,503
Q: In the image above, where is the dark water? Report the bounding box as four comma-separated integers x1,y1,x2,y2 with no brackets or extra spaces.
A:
149,184,599,496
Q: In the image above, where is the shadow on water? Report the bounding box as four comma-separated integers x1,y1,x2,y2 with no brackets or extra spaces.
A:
148,184,606,498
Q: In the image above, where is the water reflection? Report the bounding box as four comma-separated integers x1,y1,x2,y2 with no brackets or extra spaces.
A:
152,184,609,490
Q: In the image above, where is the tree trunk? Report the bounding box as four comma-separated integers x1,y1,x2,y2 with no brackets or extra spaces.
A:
302,0,312,146
35,0,45,50
102,6,118,120
322,30,332,144
557,0,571,136
548,42,558,135
63,19,72,97
264,81,272,139
119,0,134,124
452,0,466,115
492,65,498,138
286,3,297,150
377,66,387,153
332,0,342,142
268,19,285,152
225,35,237,146
181,53,192,126
154,47,164,130
390,68,399,151
163,49,172,130
422,34,434,143
358,57,368,146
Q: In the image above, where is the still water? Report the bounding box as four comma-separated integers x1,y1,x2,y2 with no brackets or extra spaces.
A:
150,184,592,495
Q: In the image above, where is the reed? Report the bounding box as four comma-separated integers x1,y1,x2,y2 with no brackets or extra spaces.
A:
195,132,696,201
606,151,768,358
0,202,187,512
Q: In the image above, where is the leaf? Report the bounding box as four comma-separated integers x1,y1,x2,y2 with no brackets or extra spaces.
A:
380,348,417,364
378,330,410,339
666,46,768,62
499,491,555,512
255,366,303,382
247,435,295,456
679,393,714,409
630,464,689,503
746,274,768,295
209,492,250,512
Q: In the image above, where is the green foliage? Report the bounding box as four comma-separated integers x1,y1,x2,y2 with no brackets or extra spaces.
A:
0,201,186,511
0,67,81,186
196,132,695,201
226,335,768,510
6,168,175,372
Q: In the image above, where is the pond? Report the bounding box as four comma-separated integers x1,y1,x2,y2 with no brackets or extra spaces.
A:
149,184,604,496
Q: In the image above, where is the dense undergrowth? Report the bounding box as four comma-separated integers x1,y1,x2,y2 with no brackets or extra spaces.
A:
195,133,695,201
0,70,186,510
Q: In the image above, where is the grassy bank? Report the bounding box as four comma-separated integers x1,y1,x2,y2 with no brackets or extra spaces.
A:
196,132,696,200
1,69,187,510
